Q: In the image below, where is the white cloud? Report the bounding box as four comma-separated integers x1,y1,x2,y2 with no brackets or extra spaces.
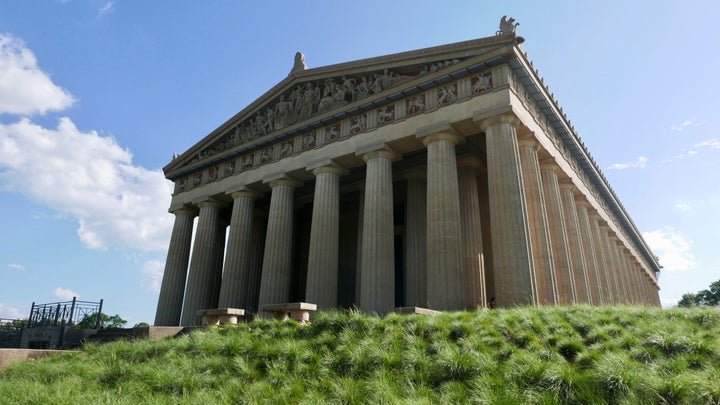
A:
98,2,114,16
7,263,25,271
141,259,164,293
694,138,720,150
670,120,693,132
0,34,75,115
674,202,691,211
53,287,78,300
0,303,24,319
0,33,172,251
0,117,173,250
607,156,647,170
642,227,695,272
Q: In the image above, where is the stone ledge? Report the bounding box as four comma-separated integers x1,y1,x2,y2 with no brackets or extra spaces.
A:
261,302,317,323
196,308,246,326
0,349,76,371
394,306,442,315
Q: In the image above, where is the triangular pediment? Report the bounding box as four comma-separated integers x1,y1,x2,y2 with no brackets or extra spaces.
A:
164,34,519,179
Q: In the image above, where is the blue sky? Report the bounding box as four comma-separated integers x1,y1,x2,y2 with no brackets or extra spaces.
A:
1,1,718,324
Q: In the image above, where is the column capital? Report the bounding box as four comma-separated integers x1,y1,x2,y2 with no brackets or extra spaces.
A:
355,142,401,162
309,163,347,177
399,167,426,180
415,120,463,146
456,154,482,170
539,158,559,172
264,174,303,189
170,206,198,217
196,198,224,209
558,178,576,191
230,188,262,200
420,132,463,147
517,137,540,151
476,112,520,132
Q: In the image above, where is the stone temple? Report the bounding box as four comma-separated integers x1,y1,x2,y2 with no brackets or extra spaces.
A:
154,19,661,326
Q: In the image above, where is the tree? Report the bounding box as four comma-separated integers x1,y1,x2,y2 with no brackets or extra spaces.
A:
75,312,127,329
678,279,720,307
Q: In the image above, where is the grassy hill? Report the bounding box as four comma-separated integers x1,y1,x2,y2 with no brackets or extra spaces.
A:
1,306,719,404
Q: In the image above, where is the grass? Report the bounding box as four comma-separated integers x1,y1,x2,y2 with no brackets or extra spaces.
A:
1,306,719,404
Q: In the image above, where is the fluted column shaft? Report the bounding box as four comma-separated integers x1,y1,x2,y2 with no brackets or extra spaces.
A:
305,165,344,309
246,210,267,312
218,189,260,310
404,170,427,307
623,252,638,305
519,139,558,305
598,226,618,303
155,208,196,326
479,115,537,306
258,177,300,309
424,132,465,310
590,216,613,303
359,149,399,314
559,183,591,304
458,156,486,308
611,239,628,304
540,163,576,304
181,200,224,325
576,201,602,305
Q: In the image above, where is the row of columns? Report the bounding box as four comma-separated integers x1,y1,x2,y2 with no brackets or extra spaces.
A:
480,113,659,308
155,113,660,326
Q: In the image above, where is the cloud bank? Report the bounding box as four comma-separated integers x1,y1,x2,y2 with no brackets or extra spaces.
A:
0,34,75,116
643,227,695,272
0,33,172,251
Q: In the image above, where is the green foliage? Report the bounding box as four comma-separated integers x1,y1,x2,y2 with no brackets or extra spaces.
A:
1,306,719,404
678,279,720,307
75,312,127,329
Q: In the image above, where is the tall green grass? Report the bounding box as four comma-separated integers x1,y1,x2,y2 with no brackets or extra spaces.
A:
1,306,719,404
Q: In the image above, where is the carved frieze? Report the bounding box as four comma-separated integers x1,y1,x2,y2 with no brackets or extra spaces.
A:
190,58,467,164
176,68,495,196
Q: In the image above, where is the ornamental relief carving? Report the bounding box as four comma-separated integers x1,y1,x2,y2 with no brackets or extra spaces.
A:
191,58,468,164
175,71,494,195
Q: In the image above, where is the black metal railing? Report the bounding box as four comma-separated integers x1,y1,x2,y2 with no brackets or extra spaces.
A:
0,318,26,348
27,297,103,328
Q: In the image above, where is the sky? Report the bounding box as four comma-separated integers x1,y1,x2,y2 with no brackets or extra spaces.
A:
1,1,718,325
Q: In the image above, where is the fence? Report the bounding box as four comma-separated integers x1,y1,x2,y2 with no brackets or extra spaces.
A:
27,297,103,328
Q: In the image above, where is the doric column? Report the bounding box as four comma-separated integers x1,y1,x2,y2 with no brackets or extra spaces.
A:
355,185,364,306
257,176,301,310
598,225,619,303
478,114,537,306
181,199,224,325
358,146,400,314
576,200,602,305
154,207,197,326
457,155,486,308
540,161,576,304
217,188,261,310
419,128,465,310
589,215,613,303
404,169,427,308
559,181,591,304
624,252,639,305
245,209,267,312
518,137,558,305
305,163,345,309
611,239,629,304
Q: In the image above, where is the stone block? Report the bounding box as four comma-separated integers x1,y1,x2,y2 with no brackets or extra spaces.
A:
196,308,246,326
261,302,317,323
394,306,442,315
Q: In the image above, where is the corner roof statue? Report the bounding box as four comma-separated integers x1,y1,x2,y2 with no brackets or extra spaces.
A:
290,51,307,74
154,17,662,327
497,15,520,35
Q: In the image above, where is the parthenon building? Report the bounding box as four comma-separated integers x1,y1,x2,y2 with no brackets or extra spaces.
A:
154,19,661,326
